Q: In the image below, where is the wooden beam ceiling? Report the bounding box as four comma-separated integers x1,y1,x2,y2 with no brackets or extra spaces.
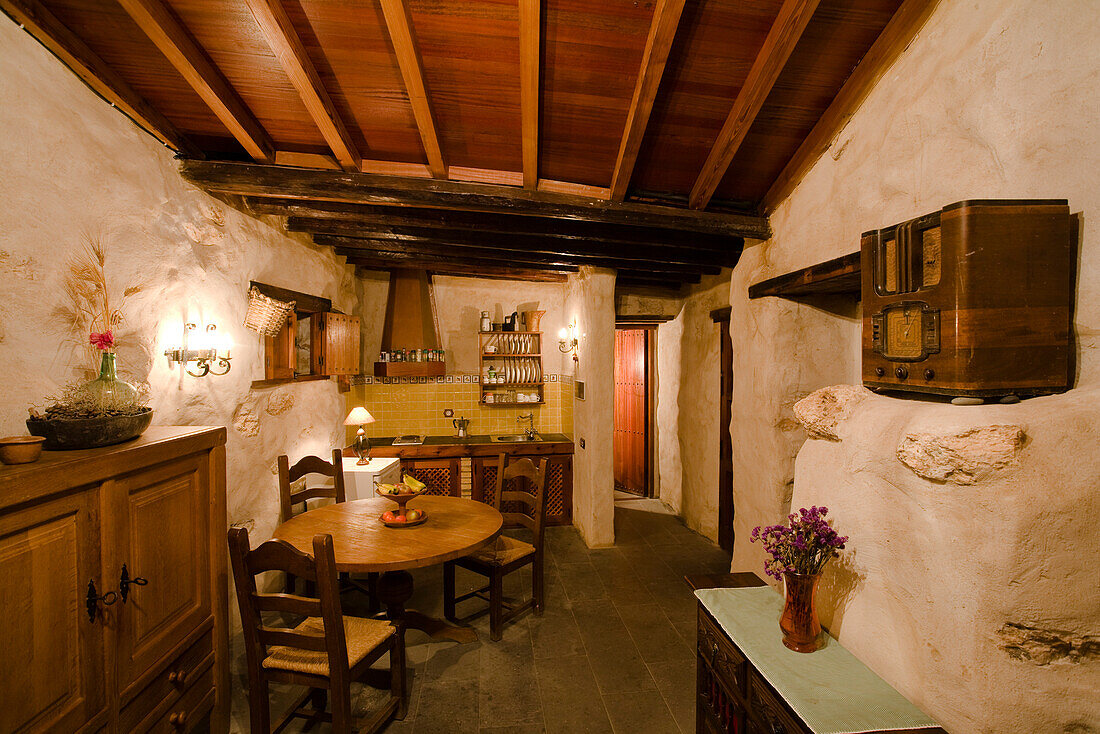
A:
243,0,359,171
355,264,569,284
244,198,738,253
116,0,273,162
379,0,446,179
311,233,719,277
0,0,201,157
609,0,686,201
761,0,940,212
688,0,821,210
519,0,540,189
179,160,770,239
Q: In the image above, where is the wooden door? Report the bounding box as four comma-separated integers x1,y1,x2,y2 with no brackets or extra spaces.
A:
0,487,108,732
715,310,734,553
106,455,212,701
312,312,361,376
614,329,648,496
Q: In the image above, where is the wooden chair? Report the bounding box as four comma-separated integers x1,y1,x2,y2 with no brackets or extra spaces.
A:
443,455,548,641
228,527,406,733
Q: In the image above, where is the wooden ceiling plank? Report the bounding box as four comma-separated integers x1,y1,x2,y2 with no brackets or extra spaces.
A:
274,151,341,170
762,0,941,213
315,233,722,275
302,222,731,270
179,160,770,239
355,264,569,284
245,198,741,252
115,0,273,161
379,0,445,179
243,0,360,171
1,0,201,157
538,179,610,200
335,248,577,274
687,0,821,210
519,0,540,189
449,167,524,187
609,0,687,202
361,160,434,178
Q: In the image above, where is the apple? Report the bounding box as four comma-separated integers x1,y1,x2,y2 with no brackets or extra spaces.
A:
407,509,422,522
382,510,395,522
391,514,407,524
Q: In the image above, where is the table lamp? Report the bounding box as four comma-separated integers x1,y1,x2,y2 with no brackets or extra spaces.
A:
344,406,376,465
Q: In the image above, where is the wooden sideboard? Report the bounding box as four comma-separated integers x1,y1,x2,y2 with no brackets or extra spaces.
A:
695,576,945,734
0,426,228,733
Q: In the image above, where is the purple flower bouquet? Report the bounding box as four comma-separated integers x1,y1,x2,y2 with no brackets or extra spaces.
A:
750,506,848,581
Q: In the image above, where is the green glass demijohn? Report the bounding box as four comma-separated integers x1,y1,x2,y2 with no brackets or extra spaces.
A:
79,351,139,412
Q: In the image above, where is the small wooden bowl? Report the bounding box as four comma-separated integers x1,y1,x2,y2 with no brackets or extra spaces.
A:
0,436,46,465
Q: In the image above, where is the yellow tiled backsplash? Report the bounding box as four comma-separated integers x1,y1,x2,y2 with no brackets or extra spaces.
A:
345,375,573,442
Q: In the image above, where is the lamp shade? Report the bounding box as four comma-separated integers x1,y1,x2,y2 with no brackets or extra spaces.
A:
344,407,375,426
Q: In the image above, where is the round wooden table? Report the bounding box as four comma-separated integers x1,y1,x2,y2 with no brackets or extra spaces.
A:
272,496,502,643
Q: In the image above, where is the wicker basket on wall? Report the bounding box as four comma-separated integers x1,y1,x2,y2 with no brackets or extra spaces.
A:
244,287,295,337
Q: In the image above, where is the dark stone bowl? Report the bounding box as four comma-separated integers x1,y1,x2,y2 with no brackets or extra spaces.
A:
27,408,153,450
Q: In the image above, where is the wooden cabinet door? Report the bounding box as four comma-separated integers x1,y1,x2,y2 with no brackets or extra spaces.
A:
312,312,361,375
402,458,461,496
106,455,212,700
264,312,297,380
0,487,107,732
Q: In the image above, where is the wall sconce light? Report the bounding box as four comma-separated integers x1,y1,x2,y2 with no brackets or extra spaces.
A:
164,323,233,377
558,320,579,363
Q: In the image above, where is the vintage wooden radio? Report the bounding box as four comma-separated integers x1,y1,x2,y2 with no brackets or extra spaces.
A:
862,199,1074,398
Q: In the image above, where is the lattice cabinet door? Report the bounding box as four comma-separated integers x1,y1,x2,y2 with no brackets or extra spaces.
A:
472,455,572,525
402,458,461,497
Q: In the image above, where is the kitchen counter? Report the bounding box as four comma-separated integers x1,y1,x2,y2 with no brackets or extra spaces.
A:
356,434,573,458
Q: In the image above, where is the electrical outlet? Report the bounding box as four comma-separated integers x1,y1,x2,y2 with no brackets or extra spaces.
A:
579,437,585,449
443,408,454,418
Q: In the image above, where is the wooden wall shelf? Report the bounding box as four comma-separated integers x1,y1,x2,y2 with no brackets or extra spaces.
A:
748,251,861,299
373,361,446,377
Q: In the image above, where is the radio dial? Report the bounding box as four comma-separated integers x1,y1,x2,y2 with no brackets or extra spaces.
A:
895,366,909,380
924,369,935,380
875,367,885,377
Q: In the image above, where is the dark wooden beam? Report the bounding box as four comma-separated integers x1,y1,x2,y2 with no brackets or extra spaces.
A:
250,280,332,315
355,266,568,284
247,197,741,253
1,0,201,157
339,248,576,273
762,0,941,212
519,0,540,188
379,0,445,178
179,160,770,239
323,238,711,278
747,251,860,299
298,222,729,271
243,0,359,171
117,0,274,161
609,0,686,201
688,0,820,210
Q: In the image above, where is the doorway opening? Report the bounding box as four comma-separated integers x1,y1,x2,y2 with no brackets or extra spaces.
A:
613,327,654,497
711,307,734,553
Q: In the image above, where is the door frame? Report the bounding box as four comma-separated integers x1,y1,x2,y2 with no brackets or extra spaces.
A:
711,306,733,553
614,317,672,498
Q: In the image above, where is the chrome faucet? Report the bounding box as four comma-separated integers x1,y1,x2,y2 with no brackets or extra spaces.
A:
518,413,538,440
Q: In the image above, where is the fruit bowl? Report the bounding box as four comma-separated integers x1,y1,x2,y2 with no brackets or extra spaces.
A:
379,509,428,528
375,474,428,526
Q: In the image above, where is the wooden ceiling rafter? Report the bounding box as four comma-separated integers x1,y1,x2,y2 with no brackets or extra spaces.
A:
115,0,274,162
179,160,770,239
519,0,540,189
761,0,940,212
609,0,687,202
0,0,201,157
379,0,446,179
354,265,569,284
688,0,822,210
243,0,359,172
311,233,722,276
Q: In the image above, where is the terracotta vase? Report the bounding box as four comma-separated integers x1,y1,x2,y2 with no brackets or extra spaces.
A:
779,571,822,652
524,310,545,332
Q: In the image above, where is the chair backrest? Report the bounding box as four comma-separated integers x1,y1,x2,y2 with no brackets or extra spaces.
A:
228,527,350,684
278,449,346,523
492,454,549,550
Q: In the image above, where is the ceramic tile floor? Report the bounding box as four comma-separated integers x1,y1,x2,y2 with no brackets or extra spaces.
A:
229,501,733,734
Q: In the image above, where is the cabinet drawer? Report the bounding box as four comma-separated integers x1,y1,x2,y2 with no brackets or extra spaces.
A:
146,667,215,734
698,607,748,697
121,628,214,732
749,675,807,734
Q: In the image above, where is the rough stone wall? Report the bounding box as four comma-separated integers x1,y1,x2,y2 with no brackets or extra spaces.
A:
0,16,356,545
793,389,1100,733
728,0,1100,730
566,267,616,547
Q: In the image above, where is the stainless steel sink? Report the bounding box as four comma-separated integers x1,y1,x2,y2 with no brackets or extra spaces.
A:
493,434,543,442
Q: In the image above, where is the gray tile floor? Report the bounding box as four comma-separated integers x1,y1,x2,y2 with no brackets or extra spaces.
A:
230,499,732,733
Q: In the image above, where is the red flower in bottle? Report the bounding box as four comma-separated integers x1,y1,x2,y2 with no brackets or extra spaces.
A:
89,330,115,350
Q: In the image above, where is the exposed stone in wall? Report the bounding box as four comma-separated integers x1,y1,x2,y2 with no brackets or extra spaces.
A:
997,622,1100,665
232,403,260,437
265,391,295,416
794,384,870,440
896,424,1025,484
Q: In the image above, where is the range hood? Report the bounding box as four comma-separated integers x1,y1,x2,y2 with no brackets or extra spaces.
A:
374,269,445,377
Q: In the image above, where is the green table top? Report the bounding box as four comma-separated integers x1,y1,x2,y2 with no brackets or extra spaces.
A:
696,587,941,734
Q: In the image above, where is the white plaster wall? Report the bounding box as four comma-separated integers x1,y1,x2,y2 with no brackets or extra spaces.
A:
656,315,684,512
794,391,1100,733
565,267,616,547
0,16,356,545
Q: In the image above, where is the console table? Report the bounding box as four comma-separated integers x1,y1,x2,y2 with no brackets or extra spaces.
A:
695,578,945,734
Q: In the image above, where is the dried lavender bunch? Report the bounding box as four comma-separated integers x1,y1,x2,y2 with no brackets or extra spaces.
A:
750,506,848,580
